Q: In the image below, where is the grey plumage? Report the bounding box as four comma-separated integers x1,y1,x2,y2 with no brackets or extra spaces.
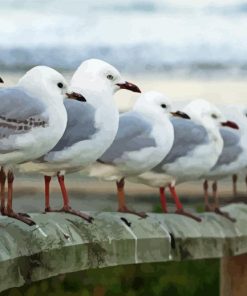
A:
99,111,156,164
49,100,97,152
0,87,48,151
212,127,242,168
153,118,208,172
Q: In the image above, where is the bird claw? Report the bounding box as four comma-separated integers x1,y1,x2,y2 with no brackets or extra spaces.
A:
118,206,148,218
18,212,31,218
61,206,94,223
45,206,94,223
6,210,35,226
214,207,236,222
175,209,202,222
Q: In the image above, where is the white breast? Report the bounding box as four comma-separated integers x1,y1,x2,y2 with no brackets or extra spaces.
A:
20,99,119,175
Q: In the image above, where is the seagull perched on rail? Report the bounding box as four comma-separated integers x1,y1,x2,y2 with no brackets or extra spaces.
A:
203,104,246,221
220,105,247,199
129,99,238,221
0,66,83,225
20,59,141,222
88,91,189,217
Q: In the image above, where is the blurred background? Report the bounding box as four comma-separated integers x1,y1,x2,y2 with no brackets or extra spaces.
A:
1,0,247,295
2,0,247,77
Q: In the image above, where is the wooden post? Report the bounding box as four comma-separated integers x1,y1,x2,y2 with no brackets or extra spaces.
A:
220,253,247,296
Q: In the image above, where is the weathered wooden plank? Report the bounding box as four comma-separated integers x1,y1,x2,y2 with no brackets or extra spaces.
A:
0,203,246,292
220,253,247,296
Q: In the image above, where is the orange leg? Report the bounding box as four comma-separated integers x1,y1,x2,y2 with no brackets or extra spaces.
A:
0,167,6,215
212,181,235,222
117,178,126,211
168,185,183,210
159,187,168,213
232,174,238,198
48,174,94,223
168,184,201,222
44,175,52,211
203,180,212,212
117,178,147,218
57,175,70,208
5,171,35,226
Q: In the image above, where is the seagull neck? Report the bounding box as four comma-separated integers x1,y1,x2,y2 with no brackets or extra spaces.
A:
134,106,168,124
70,83,114,105
202,120,222,141
18,85,62,107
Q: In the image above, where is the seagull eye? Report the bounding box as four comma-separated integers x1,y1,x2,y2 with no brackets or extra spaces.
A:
57,82,64,89
161,104,167,109
211,113,218,119
107,74,114,80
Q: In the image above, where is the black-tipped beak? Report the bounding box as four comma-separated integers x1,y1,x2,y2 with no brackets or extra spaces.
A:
0,77,3,83
170,110,190,119
116,81,141,93
66,92,87,102
221,120,239,130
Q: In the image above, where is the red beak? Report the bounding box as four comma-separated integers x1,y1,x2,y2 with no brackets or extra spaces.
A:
116,81,141,93
170,111,190,119
221,120,239,130
66,92,87,102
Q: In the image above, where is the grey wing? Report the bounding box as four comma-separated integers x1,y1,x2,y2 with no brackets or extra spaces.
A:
213,127,242,167
50,100,97,152
0,87,48,151
154,118,208,171
99,111,156,164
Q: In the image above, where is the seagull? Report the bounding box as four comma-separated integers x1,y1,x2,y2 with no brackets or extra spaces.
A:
88,91,189,217
219,105,247,198
0,65,83,225
130,99,238,221
0,77,3,83
203,104,246,221
20,59,141,222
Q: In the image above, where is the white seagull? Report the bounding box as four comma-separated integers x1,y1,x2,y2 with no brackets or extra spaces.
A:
89,91,189,217
20,59,141,222
0,66,83,225
129,99,238,221
220,105,247,198
203,104,247,221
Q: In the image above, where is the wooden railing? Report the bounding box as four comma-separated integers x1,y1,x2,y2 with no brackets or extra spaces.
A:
0,203,246,295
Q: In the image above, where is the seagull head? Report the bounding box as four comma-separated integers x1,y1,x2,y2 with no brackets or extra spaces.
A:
133,91,189,119
222,104,247,129
17,66,84,103
222,105,247,142
219,104,247,137
184,99,239,130
70,59,141,95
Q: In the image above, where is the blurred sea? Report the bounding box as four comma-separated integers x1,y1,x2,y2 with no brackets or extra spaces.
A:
1,0,247,77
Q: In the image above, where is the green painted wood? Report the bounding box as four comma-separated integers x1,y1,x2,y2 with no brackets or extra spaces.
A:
0,203,246,292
